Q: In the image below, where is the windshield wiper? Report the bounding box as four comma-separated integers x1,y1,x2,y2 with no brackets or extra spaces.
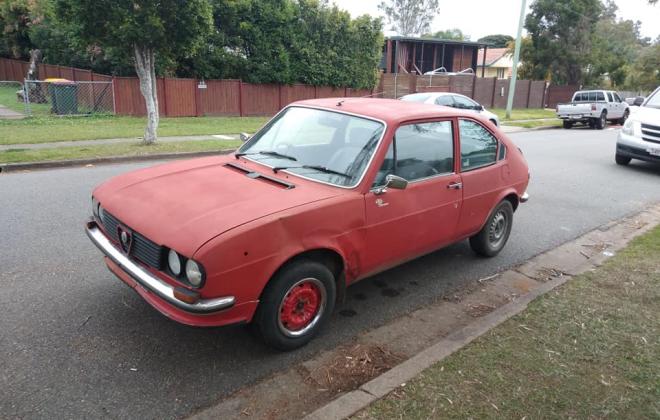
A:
235,150,297,161
272,165,351,178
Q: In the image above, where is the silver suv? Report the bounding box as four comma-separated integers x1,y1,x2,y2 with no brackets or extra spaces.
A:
615,86,660,166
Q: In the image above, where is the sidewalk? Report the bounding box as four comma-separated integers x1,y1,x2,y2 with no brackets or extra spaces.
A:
0,134,240,151
0,104,25,120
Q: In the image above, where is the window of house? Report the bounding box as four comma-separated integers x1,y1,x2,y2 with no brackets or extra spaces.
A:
373,121,454,186
459,119,498,171
497,68,505,79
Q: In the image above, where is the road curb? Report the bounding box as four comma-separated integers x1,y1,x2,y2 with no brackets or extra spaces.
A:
0,149,237,173
304,204,660,420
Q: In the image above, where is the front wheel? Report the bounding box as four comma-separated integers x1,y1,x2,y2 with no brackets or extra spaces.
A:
615,153,631,166
254,260,336,351
470,200,514,257
562,120,573,129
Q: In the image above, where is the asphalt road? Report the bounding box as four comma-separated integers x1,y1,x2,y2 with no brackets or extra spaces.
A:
2,127,660,419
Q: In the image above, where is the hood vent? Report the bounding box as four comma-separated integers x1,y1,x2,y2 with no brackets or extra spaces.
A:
224,162,295,190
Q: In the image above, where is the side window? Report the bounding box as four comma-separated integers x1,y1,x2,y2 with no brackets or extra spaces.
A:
435,95,454,106
607,92,614,102
372,121,454,186
613,93,622,103
596,92,605,101
459,119,498,171
453,95,478,110
498,143,507,160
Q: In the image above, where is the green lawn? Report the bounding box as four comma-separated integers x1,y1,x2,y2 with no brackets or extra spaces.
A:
0,114,268,145
491,108,556,121
0,140,241,164
504,119,562,129
357,225,660,419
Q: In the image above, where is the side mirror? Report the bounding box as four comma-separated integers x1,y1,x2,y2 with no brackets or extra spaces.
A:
633,97,644,106
374,174,408,195
239,132,251,142
476,104,484,111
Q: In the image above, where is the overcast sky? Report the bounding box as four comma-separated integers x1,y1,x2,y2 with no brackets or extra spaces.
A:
330,0,660,41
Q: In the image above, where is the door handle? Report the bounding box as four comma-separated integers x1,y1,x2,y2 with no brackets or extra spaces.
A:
447,182,463,190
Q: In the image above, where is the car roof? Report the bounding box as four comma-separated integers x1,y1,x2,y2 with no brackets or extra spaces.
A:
292,97,476,125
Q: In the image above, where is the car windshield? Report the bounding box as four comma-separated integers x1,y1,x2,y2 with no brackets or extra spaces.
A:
644,88,660,109
237,106,385,188
401,93,432,103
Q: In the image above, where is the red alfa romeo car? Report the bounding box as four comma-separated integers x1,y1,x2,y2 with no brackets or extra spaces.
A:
86,98,529,350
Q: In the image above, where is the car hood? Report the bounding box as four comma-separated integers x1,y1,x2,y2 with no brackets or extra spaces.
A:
630,105,660,121
93,155,344,256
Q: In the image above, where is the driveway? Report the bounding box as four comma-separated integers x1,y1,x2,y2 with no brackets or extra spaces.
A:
1,128,659,419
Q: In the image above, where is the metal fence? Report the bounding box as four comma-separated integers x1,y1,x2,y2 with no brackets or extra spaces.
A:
22,80,114,117
0,81,28,117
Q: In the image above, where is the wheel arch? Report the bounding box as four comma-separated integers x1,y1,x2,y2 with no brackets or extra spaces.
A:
260,247,347,304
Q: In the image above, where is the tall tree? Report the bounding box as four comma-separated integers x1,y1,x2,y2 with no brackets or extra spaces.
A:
55,0,212,144
521,0,602,85
477,34,514,48
378,0,439,36
427,28,469,41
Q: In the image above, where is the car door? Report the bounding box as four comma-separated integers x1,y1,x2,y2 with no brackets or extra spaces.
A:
455,118,506,238
361,119,463,276
606,92,621,119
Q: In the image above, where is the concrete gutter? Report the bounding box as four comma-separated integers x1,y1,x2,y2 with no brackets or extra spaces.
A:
0,149,236,173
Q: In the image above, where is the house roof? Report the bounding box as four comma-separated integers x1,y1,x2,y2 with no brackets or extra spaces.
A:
477,48,510,66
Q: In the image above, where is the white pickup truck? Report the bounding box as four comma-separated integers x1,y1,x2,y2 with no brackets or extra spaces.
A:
556,90,629,129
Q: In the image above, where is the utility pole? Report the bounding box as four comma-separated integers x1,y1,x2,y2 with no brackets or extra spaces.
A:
506,0,527,119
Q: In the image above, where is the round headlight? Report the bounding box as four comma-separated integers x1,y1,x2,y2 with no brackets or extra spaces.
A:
185,259,203,287
92,197,100,218
168,250,182,276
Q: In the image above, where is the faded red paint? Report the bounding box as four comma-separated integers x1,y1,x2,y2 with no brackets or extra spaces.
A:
89,98,529,328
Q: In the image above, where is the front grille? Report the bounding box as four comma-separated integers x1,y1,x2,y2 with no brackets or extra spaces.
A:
99,210,164,269
641,123,660,144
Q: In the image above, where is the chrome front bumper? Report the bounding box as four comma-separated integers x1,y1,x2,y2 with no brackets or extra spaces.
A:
85,220,235,314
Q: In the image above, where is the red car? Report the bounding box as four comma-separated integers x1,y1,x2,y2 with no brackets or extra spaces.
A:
86,98,529,350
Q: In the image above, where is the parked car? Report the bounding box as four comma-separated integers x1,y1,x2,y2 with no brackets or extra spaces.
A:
556,89,629,129
423,67,475,76
400,92,500,127
616,86,660,166
85,98,529,350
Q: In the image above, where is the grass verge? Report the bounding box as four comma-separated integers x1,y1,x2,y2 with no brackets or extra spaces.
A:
0,115,268,145
504,119,562,129
0,140,241,164
491,108,556,121
356,224,660,419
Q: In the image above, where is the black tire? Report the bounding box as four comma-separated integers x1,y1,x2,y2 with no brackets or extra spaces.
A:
562,120,573,129
615,154,631,166
595,111,607,130
254,260,336,351
469,200,514,257
619,109,629,125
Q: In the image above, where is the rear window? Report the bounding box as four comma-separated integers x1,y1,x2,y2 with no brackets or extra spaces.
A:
574,91,605,102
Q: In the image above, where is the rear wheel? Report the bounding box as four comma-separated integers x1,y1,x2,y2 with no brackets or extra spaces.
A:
615,154,631,166
254,260,336,351
469,200,514,257
619,109,629,125
595,111,607,130
562,120,573,129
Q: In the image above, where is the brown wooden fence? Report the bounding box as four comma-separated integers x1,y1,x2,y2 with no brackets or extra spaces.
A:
0,57,373,117
379,73,576,109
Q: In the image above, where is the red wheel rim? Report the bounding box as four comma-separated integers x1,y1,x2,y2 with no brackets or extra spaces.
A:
279,280,323,332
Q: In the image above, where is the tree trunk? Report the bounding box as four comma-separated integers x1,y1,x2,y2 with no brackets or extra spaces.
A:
133,45,159,145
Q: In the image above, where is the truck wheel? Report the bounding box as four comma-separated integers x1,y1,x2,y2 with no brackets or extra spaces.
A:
254,260,336,351
615,154,631,166
618,110,629,125
562,121,573,129
469,200,514,258
595,112,607,130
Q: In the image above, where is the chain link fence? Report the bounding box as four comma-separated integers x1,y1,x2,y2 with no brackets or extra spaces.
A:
0,81,28,117
17,80,115,117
